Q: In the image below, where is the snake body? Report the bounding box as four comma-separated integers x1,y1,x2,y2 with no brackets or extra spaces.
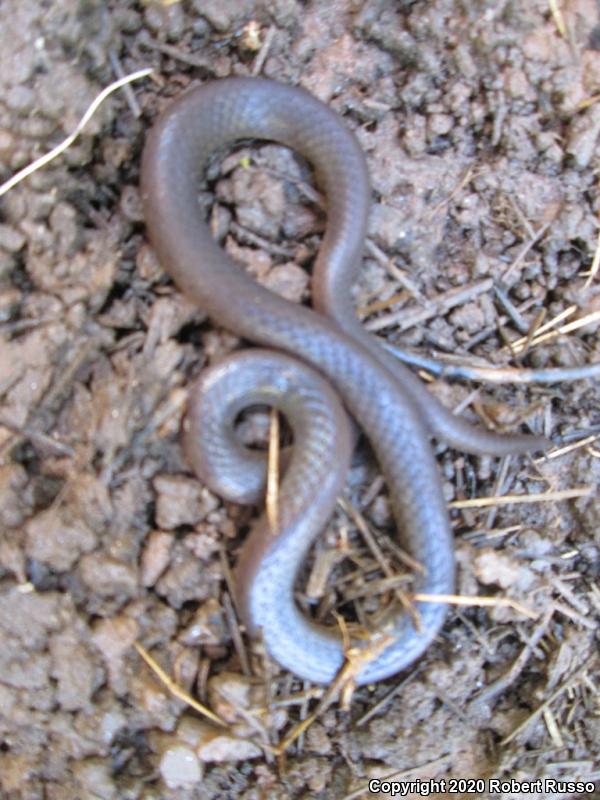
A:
141,78,544,684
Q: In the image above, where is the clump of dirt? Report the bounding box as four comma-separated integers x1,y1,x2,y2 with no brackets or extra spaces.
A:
0,1,598,798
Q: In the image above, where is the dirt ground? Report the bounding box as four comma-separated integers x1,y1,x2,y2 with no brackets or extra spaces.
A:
0,0,599,798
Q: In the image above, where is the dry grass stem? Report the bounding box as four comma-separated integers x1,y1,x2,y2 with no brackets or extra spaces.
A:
0,68,153,198
220,586,252,677
548,0,567,36
364,239,423,300
133,642,228,727
266,407,280,532
412,593,539,620
449,486,593,509
251,24,276,76
358,291,409,318
509,308,600,354
542,434,600,460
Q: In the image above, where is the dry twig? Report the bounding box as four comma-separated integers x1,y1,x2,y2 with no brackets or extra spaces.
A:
365,278,494,333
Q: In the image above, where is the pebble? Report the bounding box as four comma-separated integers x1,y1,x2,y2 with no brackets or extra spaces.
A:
49,630,102,711
78,553,138,599
262,262,309,303
119,185,144,223
159,744,203,788
25,508,97,572
167,715,263,763
73,758,117,800
197,729,262,762
207,672,254,725
0,463,29,528
427,112,453,136
91,616,139,670
472,550,534,592
178,597,229,647
153,475,219,530
140,531,173,588
566,103,600,168
190,0,246,32
0,223,26,253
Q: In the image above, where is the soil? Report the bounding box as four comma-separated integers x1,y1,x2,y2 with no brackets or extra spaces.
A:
0,1,599,799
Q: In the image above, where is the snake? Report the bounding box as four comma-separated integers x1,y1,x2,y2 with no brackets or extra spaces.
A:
140,77,546,685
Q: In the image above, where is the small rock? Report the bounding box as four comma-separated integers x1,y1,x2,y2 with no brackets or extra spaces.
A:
180,719,262,762
0,286,20,322
25,507,97,572
0,129,15,162
143,1,185,41
91,615,139,690
73,758,117,800
225,237,272,279
0,589,62,648
140,531,173,587
0,753,38,795
369,495,391,528
176,715,210,748
154,542,214,609
230,167,285,240
0,223,26,253
208,672,254,724
504,68,534,100
159,744,203,789
449,302,485,334
518,529,554,558
143,294,203,346
566,103,600,168
79,553,138,598
0,539,26,583
3,649,52,690
191,0,236,32
0,463,29,528
136,244,163,283
305,721,332,755
472,550,534,592
119,185,144,222
208,671,288,734
198,730,262,762
427,112,453,136
91,615,139,663
179,597,230,647
153,474,219,530
369,202,412,254
210,204,232,243
5,85,36,114
262,263,309,303
49,630,102,711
